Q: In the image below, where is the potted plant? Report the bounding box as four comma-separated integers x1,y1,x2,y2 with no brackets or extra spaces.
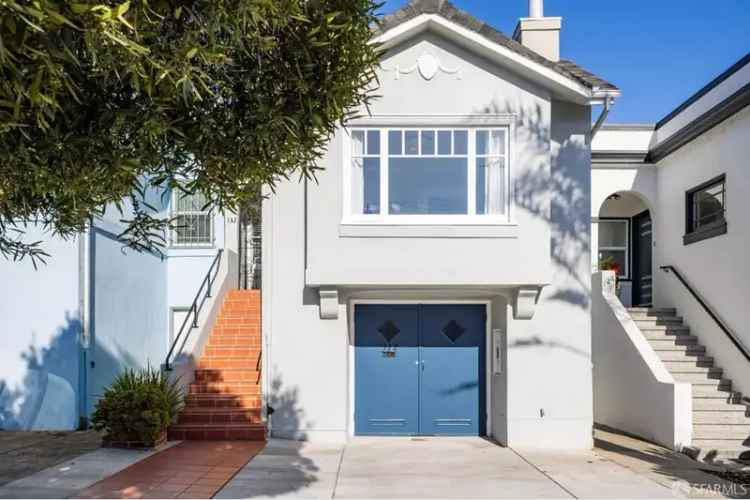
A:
92,366,183,449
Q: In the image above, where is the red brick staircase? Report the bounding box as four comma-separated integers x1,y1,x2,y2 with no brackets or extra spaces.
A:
168,290,266,441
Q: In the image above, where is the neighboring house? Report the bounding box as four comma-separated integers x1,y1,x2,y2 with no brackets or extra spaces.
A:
1,0,749,459
591,53,750,456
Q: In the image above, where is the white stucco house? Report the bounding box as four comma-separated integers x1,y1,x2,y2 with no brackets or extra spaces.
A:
1,0,749,457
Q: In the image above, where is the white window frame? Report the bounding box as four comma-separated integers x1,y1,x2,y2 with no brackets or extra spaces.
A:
342,118,513,225
170,190,215,248
597,218,629,279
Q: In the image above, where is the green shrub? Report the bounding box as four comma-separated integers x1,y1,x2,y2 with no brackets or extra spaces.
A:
92,366,183,446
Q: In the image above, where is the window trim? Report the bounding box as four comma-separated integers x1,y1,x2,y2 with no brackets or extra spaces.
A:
342,122,513,225
684,174,727,246
170,190,215,249
597,217,630,280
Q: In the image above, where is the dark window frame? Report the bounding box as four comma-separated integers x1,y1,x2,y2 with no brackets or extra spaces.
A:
684,174,727,245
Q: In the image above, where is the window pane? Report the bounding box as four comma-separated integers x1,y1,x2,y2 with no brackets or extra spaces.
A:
352,130,365,156
476,131,489,156
388,130,402,155
437,130,452,155
405,130,419,155
693,182,724,229
421,130,435,155
599,220,627,247
476,157,505,214
453,130,468,154
599,250,626,278
351,157,380,215
389,157,468,214
490,129,506,155
366,130,380,155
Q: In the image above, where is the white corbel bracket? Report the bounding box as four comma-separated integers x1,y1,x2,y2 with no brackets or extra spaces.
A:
513,287,541,320
319,288,339,320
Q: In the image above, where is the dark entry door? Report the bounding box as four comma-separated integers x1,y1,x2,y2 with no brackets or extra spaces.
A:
354,304,486,436
632,210,653,306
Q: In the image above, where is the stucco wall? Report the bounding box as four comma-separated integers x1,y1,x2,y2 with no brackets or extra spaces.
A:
86,224,168,413
305,32,553,287
0,228,81,430
653,105,750,397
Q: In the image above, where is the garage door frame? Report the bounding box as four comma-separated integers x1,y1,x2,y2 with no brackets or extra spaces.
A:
348,299,492,438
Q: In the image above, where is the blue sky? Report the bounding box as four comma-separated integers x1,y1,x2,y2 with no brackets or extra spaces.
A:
379,0,750,123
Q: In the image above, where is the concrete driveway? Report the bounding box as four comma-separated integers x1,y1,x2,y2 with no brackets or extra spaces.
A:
215,435,727,499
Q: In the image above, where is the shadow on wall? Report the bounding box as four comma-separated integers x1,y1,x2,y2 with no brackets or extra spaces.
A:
0,312,80,430
477,100,591,310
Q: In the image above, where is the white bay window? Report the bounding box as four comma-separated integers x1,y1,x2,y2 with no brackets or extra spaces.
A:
346,127,510,222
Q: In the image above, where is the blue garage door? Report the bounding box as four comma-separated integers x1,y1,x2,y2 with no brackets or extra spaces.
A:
354,304,486,436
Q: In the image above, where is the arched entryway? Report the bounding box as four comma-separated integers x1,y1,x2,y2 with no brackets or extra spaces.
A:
594,191,653,307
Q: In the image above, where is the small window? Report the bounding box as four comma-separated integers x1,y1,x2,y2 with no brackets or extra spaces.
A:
171,191,214,247
684,175,726,245
598,219,629,278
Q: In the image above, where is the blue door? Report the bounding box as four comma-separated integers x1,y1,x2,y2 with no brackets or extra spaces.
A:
355,304,486,436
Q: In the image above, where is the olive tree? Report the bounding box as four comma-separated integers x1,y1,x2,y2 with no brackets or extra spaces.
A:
0,0,380,264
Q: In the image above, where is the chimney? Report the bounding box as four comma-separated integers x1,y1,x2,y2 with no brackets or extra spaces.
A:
513,0,562,62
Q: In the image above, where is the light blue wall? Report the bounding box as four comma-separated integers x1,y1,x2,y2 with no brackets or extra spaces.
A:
0,228,82,430
86,224,169,414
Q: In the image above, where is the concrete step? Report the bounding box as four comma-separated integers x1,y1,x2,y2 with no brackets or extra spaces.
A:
671,369,724,383
634,317,684,326
648,336,699,348
693,398,745,410
664,361,717,372
627,307,677,316
693,424,750,439
656,347,706,360
664,358,715,371
693,411,750,424
691,439,750,455
640,327,691,338
691,384,736,397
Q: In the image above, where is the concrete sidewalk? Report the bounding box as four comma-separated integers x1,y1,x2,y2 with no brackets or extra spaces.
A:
216,434,735,499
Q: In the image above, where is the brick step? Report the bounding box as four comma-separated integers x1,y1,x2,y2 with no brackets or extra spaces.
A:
207,336,261,347
189,382,262,395
671,369,724,383
655,347,706,360
185,393,262,409
203,347,261,358
178,408,263,425
168,423,266,441
663,359,716,371
648,336,699,348
212,323,261,332
217,312,261,320
198,357,260,369
693,411,750,424
195,368,261,383
693,424,750,439
634,317,684,326
227,290,261,298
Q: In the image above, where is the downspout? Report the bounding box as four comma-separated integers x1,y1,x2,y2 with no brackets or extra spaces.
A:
77,221,92,429
591,95,615,140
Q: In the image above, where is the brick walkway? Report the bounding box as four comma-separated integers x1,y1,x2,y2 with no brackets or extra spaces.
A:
77,441,264,499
